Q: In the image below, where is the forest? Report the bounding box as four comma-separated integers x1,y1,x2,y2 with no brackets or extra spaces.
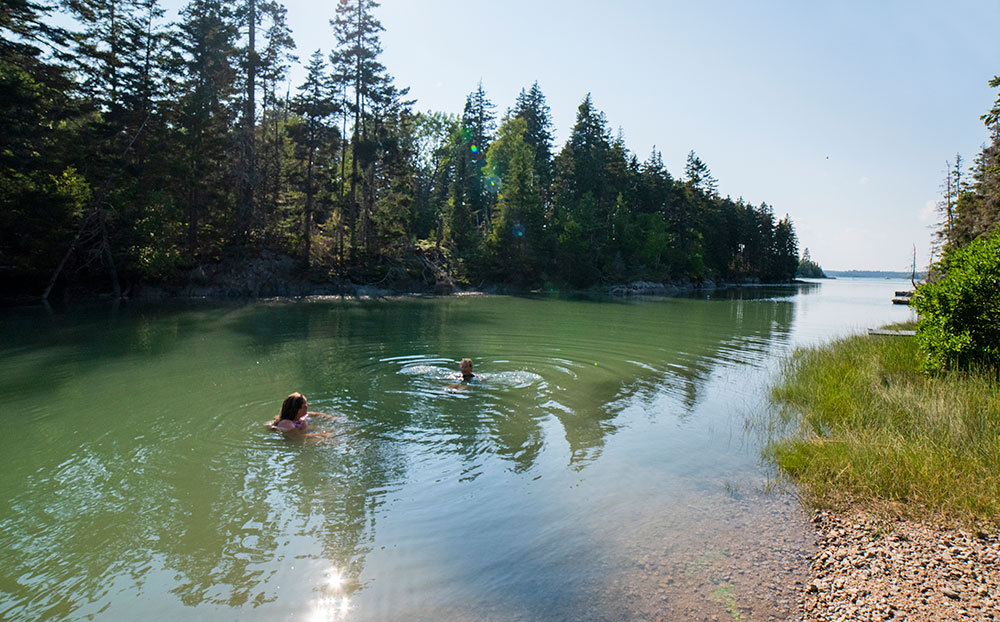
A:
0,0,802,299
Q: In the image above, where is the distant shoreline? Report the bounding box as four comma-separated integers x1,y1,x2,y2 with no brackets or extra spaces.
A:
824,270,926,279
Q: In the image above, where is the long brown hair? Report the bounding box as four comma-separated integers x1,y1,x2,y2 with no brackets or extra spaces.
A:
277,392,306,421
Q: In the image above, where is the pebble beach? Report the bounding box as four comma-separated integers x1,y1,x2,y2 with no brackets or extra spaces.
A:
796,510,1000,622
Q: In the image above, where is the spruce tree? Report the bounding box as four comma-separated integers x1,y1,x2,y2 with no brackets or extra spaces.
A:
484,116,542,282
290,49,338,266
330,0,388,261
459,81,496,236
0,0,88,288
509,82,554,195
171,0,239,258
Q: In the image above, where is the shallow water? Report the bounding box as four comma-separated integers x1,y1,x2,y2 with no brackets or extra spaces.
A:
0,279,914,621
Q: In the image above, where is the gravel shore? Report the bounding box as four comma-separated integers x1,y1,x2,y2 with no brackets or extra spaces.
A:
797,510,1000,622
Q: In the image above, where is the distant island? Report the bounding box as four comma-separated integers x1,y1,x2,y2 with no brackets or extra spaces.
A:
825,270,927,280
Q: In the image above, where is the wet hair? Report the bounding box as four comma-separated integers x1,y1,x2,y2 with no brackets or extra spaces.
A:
278,392,307,421
460,358,473,379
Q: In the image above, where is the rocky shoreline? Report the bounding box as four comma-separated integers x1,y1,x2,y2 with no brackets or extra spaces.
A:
796,510,999,622
7,247,804,303
126,251,783,301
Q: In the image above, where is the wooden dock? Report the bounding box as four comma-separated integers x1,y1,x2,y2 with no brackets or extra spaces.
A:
892,290,914,305
868,329,916,336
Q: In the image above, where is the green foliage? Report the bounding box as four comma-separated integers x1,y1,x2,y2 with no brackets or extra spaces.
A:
1,3,804,297
484,117,542,283
912,230,1000,372
129,190,185,281
938,76,1000,254
796,248,826,278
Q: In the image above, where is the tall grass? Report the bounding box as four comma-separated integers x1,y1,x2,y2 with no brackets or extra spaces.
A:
767,327,1000,523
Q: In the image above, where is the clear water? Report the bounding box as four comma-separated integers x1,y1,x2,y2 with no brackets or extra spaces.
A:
0,278,915,621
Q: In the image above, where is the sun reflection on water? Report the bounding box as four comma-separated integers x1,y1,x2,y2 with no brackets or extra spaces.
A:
308,596,351,622
326,567,344,590
308,567,351,621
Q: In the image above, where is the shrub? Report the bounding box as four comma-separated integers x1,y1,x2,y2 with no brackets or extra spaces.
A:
912,230,1000,372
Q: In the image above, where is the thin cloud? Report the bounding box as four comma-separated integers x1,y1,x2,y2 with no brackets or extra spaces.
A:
919,199,937,223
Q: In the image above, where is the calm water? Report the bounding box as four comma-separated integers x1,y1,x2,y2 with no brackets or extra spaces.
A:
0,279,914,621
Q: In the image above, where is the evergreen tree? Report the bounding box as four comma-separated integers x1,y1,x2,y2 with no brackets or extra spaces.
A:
797,248,827,278
771,214,799,281
289,49,338,265
509,82,554,199
684,150,718,197
330,0,388,261
948,77,1000,249
250,0,296,242
458,81,496,236
0,0,89,289
170,0,239,258
484,116,543,282
551,94,614,284
232,0,295,245
412,111,457,242
367,80,417,257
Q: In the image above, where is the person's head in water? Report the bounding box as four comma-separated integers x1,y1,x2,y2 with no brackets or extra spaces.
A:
460,358,475,381
279,392,308,421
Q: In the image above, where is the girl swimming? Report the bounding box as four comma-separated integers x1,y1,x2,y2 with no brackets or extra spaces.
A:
270,392,334,432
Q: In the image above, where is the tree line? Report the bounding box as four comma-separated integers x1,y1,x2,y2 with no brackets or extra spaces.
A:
911,74,1000,373
0,0,801,298
934,75,1000,257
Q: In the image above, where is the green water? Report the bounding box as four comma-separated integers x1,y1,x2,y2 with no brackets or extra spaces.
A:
0,280,914,621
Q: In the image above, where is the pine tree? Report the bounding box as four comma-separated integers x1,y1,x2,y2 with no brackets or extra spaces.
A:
459,81,496,235
551,94,613,283
684,150,717,197
948,76,1000,250
484,116,542,282
170,0,239,258
411,111,458,242
251,0,296,242
0,0,89,288
509,82,554,197
330,0,388,261
289,49,338,266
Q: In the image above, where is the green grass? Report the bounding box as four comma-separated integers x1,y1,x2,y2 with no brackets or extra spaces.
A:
767,324,1000,524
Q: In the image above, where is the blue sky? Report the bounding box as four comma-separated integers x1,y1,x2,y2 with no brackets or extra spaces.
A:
161,1,1000,270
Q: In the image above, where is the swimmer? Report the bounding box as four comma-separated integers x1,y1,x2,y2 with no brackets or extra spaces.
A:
459,358,477,382
447,358,478,391
269,392,335,433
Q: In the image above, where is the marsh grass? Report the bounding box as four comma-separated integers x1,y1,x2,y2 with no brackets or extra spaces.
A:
767,324,1000,524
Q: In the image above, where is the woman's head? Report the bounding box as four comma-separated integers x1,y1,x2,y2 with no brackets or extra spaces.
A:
280,392,308,421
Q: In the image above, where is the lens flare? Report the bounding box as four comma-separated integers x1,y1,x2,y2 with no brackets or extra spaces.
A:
512,224,526,238
470,145,478,154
